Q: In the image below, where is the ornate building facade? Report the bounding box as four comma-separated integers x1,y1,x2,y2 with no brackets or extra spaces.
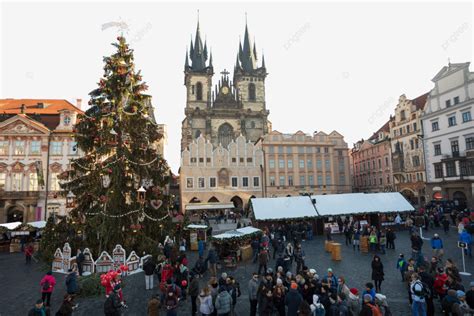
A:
0,99,83,223
258,130,351,197
180,21,271,152
389,93,428,206
351,121,394,193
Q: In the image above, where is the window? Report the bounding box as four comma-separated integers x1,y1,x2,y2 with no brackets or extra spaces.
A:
29,173,38,191
454,96,460,105
462,111,472,123
186,178,193,189
434,144,441,156
400,110,406,120
0,141,8,155
325,160,331,170
466,137,474,150
279,176,285,186
218,123,233,148
340,175,346,184
448,116,456,127
316,147,321,153
287,146,292,154
242,177,249,187
412,156,420,167
269,159,275,169
51,141,62,155
198,177,205,188
445,100,451,107
298,147,304,154
231,177,238,187
196,82,203,100
278,146,283,154
64,116,71,126
50,172,60,191
231,157,236,163
307,159,313,169
0,173,5,189
325,175,331,186
410,139,414,150
268,146,274,154
207,158,211,163
253,177,260,187
67,141,78,155
14,141,25,155
385,157,389,167
248,83,256,101
269,176,275,186
460,160,474,176
190,157,197,163
324,147,329,154
279,159,285,169
299,175,305,186
288,159,293,169
210,177,216,188
316,160,322,169
432,121,439,131
12,173,23,191
30,141,41,155
299,160,305,169
239,157,244,163
247,157,252,163
446,161,456,177
407,125,411,133
198,157,204,163
386,176,390,184
399,127,402,136
338,150,343,156
378,159,382,169
306,147,313,154
451,140,459,156
309,175,315,186
288,175,294,186
415,138,419,149
413,122,417,131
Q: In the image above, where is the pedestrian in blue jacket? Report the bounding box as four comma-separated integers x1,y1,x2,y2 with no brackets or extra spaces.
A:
396,254,408,281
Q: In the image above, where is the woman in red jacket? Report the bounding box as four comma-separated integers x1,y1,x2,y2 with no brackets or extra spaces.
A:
40,271,56,307
434,267,449,301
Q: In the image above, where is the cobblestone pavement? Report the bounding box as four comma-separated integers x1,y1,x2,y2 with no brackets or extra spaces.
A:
0,226,472,316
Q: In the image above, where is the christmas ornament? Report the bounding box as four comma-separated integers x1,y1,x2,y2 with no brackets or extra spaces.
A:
100,195,108,203
101,174,111,188
125,192,132,205
150,199,163,210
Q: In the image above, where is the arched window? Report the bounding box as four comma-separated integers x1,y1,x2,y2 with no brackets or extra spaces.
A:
196,82,203,101
195,130,201,138
248,83,256,101
218,123,234,148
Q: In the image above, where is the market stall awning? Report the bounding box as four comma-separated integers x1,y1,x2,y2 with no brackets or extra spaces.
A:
213,226,262,240
312,192,414,216
27,221,47,229
251,196,318,221
186,224,208,229
0,222,22,230
185,203,235,211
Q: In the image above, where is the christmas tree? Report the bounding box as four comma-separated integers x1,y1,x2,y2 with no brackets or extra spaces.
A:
50,36,174,256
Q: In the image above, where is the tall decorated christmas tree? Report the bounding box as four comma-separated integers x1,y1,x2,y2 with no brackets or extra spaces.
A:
54,36,174,255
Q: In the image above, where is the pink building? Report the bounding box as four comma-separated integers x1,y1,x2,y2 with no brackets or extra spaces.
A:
351,121,394,193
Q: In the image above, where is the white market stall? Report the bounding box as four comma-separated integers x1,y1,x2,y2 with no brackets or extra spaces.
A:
251,196,318,221
212,226,262,263
185,224,208,250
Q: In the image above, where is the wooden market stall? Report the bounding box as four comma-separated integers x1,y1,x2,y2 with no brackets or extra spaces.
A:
185,224,208,251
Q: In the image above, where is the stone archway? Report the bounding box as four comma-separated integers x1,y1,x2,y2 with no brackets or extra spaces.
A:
208,196,219,203
6,205,24,223
231,196,243,211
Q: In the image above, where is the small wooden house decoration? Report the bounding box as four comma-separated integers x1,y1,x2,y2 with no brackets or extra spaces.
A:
95,251,114,273
82,248,95,274
126,251,140,273
62,243,72,271
52,248,64,272
112,244,126,269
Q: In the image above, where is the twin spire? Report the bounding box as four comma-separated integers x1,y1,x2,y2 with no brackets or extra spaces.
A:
184,17,265,74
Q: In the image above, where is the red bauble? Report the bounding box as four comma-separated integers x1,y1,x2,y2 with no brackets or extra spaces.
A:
100,195,107,202
107,168,113,174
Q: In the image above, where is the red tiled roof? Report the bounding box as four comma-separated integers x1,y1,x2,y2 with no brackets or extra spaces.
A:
411,92,429,111
368,120,391,141
0,99,83,114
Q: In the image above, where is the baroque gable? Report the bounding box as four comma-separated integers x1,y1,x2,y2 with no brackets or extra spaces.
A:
0,115,50,136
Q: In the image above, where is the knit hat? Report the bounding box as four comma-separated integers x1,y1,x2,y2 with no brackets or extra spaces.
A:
291,282,298,290
309,268,316,274
457,290,466,298
276,278,283,285
363,294,372,302
327,268,333,272
350,288,359,295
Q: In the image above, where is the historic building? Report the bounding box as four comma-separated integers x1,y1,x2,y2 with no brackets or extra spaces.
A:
257,130,351,197
351,121,394,193
389,93,429,206
0,99,83,223
180,21,271,152
421,62,474,208
180,135,263,213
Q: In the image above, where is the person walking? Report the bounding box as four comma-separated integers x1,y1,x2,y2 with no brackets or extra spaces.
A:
248,273,259,316
285,243,294,267
258,248,270,275
65,269,78,296
215,287,232,316
285,282,303,316
189,275,199,316
56,294,76,316
430,234,444,260
353,229,360,251
147,294,161,316
259,289,274,316
396,254,408,281
459,229,472,257
164,291,179,316
143,257,156,290
198,239,205,258
104,285,123,316
371,255,384,293
28,299,50,316
411,233,424,263
442,216,450,234
207,247,218,277
410,273,428,316
198,287,214,316
76,249,84,276
25,243,34,264
40,271,56,308
379,231,387,254
369,231,378,253
386,228,396,249
294,245,306,274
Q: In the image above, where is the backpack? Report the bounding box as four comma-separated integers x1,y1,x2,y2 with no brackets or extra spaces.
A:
42,280,50,291
412,281,431,298
368,304,382,316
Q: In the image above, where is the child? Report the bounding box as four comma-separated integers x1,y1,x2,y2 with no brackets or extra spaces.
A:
396,254,408,281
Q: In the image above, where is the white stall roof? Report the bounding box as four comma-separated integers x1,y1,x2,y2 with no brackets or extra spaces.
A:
186,224,208,229
213,226,261,240
185,203,235,211
0,222,22,230
252,196,318,220
313,192,414,216
27,221,47,229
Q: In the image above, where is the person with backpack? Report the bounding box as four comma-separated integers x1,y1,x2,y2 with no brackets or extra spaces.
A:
40,271,56,308
28,299,50,316
215,286,232,316
418,265,435,316
359,293,382,316
410,273,428,316
396,254,408,281
104,284,123,316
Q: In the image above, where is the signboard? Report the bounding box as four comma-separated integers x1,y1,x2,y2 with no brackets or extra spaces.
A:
458,241,468,249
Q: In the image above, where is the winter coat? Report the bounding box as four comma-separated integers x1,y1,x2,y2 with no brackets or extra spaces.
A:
347,292,361,315
459,231,472,244
259,250,269,265
189,278,200,297
260,295,275,316
371,261,384,281
147,296,161,316
359,303,375,316
411,235,423,251
248,278,259,300
396,258,407,272
57,300,74,316
40,274,56,293
65,272,78,294
285,288,303,316
467,289,474,309
215,290,232,314
207,249,218,264
143,259,156,276
434,273,448,296
28,306,51,316
431,237,443,249
199,294,214,315
104,291,122,316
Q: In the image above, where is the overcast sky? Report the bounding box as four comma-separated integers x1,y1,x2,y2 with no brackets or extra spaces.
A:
1,1,472,173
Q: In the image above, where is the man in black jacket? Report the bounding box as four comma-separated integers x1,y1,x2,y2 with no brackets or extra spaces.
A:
418,265,435,316
143,257,156,290
104,285,123,316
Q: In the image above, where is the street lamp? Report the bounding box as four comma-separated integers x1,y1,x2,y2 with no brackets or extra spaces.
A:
137,186,146,204
66,191,76,208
